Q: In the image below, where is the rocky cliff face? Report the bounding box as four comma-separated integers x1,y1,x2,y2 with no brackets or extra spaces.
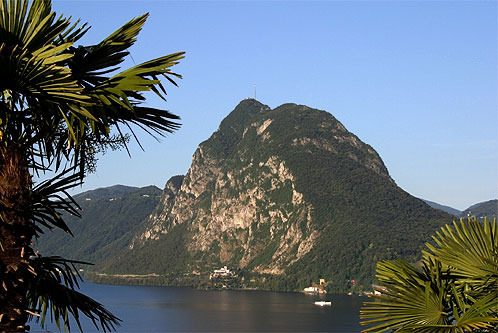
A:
101,99,452,291
131,175,184,246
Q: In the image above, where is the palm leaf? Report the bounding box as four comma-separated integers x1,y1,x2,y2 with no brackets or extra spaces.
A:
67,14,149,88
360,259,453,332
423,218,498,293
26,256,120,332
30,166,82,236
361,218,498,332
0,0,71,53
104,51,184,101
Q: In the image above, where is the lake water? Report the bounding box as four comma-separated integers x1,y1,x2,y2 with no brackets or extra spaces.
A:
30,282,367,332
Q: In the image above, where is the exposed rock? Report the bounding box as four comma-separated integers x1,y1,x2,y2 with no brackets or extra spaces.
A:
104,99,452,292
130,176,184,247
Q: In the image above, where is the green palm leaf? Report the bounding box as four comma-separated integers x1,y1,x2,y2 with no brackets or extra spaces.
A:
361,218,498,332
67,14,149,87
26,256,120,332
361,259,453,332
30,166,82,236
0,0,71,53
424,218,498,291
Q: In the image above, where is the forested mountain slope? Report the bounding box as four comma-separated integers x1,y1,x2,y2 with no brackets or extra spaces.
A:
96,99,454,292
422,199,461,216
461,199,497,221
35,185,162,264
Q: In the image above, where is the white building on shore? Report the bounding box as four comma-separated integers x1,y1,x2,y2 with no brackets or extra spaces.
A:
210,266,232,279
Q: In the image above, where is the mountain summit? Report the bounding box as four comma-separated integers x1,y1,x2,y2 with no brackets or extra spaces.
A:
99,100,452,291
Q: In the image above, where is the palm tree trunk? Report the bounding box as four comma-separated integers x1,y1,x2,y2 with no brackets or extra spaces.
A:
0,146,34,332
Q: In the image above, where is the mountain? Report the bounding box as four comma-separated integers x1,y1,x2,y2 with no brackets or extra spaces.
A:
72,184,141,201
35,185,162,264
94,99,453,292
461,199,497,221
422,199,461,216
421,198,497,221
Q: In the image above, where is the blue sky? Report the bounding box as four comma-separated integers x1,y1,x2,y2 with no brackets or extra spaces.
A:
52,1,497,211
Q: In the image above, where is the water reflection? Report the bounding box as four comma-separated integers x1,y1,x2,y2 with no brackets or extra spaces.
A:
30,282,364,332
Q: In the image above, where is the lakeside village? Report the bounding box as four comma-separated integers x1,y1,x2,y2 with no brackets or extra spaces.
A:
207,266,385,296
89,265,386,296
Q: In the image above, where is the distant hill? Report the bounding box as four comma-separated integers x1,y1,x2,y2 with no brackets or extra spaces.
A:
422,199,461,216
74,184,140,201
95,99,454,292
461,199,498,221
35,185,162,265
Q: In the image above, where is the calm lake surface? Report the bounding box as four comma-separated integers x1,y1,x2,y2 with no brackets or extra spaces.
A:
30,282,367,332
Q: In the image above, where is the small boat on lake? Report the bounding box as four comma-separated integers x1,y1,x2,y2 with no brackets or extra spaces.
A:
314,301,332,306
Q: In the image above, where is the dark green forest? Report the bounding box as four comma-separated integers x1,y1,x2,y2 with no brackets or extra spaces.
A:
89,100,456,292
36,185,162,264
37,100,493,293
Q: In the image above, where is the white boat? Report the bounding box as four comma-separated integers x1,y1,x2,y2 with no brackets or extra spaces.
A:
314,301,332,306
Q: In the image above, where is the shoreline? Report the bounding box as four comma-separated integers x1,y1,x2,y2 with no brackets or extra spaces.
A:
84,271,369,295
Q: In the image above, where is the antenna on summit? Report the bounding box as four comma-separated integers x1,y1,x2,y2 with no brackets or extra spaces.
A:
254,84,256,100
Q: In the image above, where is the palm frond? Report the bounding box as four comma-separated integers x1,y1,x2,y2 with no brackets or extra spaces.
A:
0,47,88,103
360,259,453,332
67,14,149,88
103,51,184,102
0,0,71,54
361,218,498,333
26,256,120,332
424,218,498,289
31,166,82,236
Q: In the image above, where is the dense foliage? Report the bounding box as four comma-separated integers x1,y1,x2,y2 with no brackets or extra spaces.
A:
94,99,454,293
423,199,461,216
35,185,162,264
196,100,452,291
461,199,497,221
